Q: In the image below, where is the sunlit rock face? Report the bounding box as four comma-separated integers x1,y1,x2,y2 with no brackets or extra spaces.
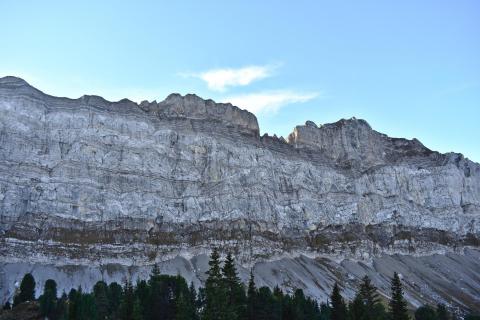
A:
0,76,479,312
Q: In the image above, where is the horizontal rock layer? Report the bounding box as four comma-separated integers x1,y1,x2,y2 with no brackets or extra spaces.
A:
0,76,479,311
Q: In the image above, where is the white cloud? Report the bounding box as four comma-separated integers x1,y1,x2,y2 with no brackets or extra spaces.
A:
190,64,278,91
224,91,319,115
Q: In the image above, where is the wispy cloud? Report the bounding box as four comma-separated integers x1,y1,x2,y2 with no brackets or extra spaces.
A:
185,64,279,91
224,91,319,115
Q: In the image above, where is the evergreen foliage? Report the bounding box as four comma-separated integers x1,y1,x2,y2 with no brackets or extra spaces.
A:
203,247,227,320
349,276,387,320
39,279,58,319
13,273,36,306
93,281,110,320
330,282,347,320
6,257,462,320
436,304,450,320
221,252,246,320
246,269,257,320
415,305,437,320
389,272,410,320
120,281,135,320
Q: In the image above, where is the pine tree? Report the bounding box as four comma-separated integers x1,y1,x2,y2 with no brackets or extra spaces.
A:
359,276,380,306
14,273,36,306
272,286,284,320
349,294,365,320
389,272,409,320
247,269,257,320
203,247,227,320
330,282,347,320
120,281,135,320
135,280,149,320
108,282,123,319
93,281,110,320
188,282,199,320
81,292,97,320
292,288,307,320
222,252,246,320
39,279,58,319
255,286,277,320
67,288,79,320
355,275,386,320
56,292,68,320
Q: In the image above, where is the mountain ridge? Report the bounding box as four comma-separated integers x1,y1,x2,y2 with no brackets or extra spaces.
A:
3,75,470,166
0,76,479,311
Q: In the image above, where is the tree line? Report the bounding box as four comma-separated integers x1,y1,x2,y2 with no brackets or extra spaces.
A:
3,248,479,320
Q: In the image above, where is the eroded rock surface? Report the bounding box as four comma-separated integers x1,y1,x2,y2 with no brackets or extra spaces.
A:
0,76,479,311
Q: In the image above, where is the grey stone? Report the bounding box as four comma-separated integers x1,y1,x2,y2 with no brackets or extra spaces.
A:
0,76,479,311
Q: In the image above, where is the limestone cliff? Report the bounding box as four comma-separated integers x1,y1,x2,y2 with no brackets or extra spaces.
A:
0,76,479,312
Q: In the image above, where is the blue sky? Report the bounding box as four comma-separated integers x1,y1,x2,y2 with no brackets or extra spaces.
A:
1,0,479,161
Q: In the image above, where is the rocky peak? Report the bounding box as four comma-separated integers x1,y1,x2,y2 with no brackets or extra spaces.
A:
155,93,260,136
287,117,435,169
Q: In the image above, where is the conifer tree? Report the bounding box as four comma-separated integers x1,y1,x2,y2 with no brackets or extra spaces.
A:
247,269,257,320
272,286,284,320
389,272,409,320
330,282,347,320
135,280,149,320
39,279,58,319
256,286,278,320
81,292,97,320
359,276,380,306
349,294,365,320
203,247,227,320
222,252,246,320
355,275,386,320
108,282,123,319
188,282,199,320
56,292,68,320
67,288,79,320
120,281,135,320
93,281,110,320
14,273,36,306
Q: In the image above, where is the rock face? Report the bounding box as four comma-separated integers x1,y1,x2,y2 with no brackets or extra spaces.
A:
0,76,479,312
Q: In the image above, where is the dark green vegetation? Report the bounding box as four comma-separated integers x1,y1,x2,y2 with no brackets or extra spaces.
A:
2,250,478,320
